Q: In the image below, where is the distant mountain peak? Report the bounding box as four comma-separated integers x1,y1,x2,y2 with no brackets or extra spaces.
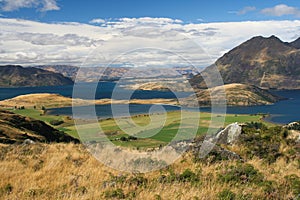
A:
289,37,300,49
190,35,300,90
0,65,74,87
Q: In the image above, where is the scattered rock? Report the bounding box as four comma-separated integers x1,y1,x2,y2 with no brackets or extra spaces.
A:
191,140,243,163
212,145,243,161
23,139,35,145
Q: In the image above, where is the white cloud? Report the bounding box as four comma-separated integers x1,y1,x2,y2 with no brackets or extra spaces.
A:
0,17,300,67
89,18,106,24
261,4,300,17
104,17,183,28
0,32,101,46
238,6,256,15
0,0,60,12
40,0,59,11
228,6,256,15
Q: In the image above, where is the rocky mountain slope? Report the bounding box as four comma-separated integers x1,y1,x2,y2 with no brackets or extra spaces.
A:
34,65,201,82
0,109,79,144
190,35,300,89
0,65,73,87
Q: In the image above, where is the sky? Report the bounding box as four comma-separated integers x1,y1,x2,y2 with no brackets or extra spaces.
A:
1,0,300,67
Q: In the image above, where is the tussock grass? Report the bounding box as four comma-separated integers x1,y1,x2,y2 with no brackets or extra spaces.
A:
0,142,299,199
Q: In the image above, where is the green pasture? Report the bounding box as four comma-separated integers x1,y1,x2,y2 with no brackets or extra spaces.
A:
9,108,267,149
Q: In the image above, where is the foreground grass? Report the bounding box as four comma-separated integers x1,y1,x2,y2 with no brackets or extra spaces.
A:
0,141,298,200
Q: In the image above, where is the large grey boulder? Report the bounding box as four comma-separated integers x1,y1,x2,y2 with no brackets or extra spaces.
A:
210,122,242,145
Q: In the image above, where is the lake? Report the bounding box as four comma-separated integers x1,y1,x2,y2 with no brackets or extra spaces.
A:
0,83,299,124
200,89,300,124
0,82,191,100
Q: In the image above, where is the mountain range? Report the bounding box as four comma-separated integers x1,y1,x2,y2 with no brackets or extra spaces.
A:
191,35,300,89
0,65,73,87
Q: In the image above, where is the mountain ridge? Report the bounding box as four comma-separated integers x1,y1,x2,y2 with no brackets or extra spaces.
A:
191,35,300,89
0,65,74,87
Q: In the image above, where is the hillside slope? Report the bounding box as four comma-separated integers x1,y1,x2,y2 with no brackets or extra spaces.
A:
0,109,79,144
0,65,74,87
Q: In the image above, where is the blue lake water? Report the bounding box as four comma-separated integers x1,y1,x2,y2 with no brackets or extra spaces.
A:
0,83,299,124
49,104,182,119
0,82,190,100
200,89,300,124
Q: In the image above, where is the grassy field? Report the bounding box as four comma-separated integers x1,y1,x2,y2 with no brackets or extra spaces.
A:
9,108,267,149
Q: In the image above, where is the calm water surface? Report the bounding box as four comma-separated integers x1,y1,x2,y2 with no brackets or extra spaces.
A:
0,83,299,124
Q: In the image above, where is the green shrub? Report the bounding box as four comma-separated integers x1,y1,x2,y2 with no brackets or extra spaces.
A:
217,189,236,200
128,135,137,140
49,120,64,126
245,122,266,130
218,163,264,185
76,186,87,195
104,188,125,199
239,125,286,164
120,136,128,141
108,173,127,185
128,175,148,187
158,168,200,185
0,183,13,195
259,180,279,197
286,122,300,131
154,194,162,200
284,174,300,196
235,193,252,200
178,168,199,183
25,188,44,197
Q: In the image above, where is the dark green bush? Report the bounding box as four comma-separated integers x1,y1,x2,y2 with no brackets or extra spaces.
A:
104,188,125,199
120,136,128,141
128,135,137,140
245,122,266,130
218,163,264,185
178,168,199,183
128,175,148,187
286,122,300,131
0,183,13,195
158,168,200,185
49,120,64,126
108,173,127,184
217,189,236,200
238,125,286,164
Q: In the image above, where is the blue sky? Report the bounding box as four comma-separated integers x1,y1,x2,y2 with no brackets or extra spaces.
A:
1,0,300,67
1,0,300,23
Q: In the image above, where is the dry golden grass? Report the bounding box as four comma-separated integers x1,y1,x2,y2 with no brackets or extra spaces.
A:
0,93,178,109
0,143,298,200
